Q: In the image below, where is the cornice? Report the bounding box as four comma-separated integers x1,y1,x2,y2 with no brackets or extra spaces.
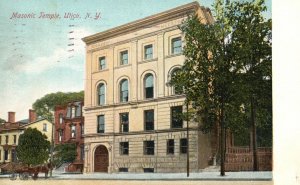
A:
82,2,202,45
83,126,199,138
84,95,185,112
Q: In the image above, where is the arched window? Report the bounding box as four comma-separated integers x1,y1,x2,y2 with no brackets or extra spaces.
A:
144,74,154,99
171,68,182,95
120,79,129,102
98,83,105,105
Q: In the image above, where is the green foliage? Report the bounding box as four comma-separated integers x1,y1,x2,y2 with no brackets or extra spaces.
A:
53,143,77,166
32,91,84,121
16,128,50,166
0,118,6,124
171,0,272,146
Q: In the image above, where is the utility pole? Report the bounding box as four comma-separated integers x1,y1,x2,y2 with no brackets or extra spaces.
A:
186,103,189,177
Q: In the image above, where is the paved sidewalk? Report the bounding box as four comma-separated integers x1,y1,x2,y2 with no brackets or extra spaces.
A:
0,171,272,181
54,171,272,181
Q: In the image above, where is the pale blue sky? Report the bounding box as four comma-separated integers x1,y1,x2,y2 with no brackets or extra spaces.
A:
0,0,271,120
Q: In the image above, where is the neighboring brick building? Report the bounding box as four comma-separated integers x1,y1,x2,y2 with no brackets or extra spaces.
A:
82,2,215,173
54,101,84,172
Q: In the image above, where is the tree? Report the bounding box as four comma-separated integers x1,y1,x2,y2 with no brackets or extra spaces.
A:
171,0,271,175
16,128,50,166
226,0,272,170
32,91,84,122
53,143,77,167
0,118,6,124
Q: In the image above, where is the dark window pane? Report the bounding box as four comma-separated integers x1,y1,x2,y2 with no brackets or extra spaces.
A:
167,139,174,154
97,115,105,133
120,142,129,155
145,110,154,131
120,113,129,132
144,168,154,173
119,168,128,172
145,87,153,98
171,106,183,128
145,74,153,99
171,37,182,54
180,138,188,154
144,141,155,155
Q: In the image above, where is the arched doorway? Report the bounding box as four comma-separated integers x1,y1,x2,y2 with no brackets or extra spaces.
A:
94,145,109,172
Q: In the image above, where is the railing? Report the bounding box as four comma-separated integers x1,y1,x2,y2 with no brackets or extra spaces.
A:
225,146,272,171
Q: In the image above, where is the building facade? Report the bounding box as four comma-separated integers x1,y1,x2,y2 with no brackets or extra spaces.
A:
82,2,214,173
0,110,53,164
54,101,84,172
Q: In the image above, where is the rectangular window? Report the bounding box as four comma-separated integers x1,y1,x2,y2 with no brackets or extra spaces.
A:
144,110,154,131
99,57,106,70
171,106,183,128
71,125,76,138
120,50,128,65
144,141,155,155
171,37,182,54
12,149,16,162
5,135,8,144
43,123,47,132
58,130,63,142
13,135,16,144
75,102,82,117
119,168,128,172
80,123,84,135
4,150,8,160
66,106,71,118
167,139,174,154
59,113,63,124
71,107,75,118
120,113,129,132
120,142,129,155
80,145,85,161
97,115,105,133
180,138,188,154
144,168,154,173
144,44,153,60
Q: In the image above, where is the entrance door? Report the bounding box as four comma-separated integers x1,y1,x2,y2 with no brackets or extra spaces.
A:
94,145,109,172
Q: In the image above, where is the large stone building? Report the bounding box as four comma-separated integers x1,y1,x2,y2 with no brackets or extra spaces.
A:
54,101,84,172
82,2,214,173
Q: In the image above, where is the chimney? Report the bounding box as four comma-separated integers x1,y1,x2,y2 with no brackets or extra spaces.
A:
29,109,37,123
8,112,15,123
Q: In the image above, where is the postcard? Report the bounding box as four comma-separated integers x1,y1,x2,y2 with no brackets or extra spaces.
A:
0,0,276,185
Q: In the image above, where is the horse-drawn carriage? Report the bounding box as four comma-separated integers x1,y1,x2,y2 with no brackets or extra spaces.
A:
0,162,50,180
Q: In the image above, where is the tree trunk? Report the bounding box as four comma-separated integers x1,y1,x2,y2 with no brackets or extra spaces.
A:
251,96,258,171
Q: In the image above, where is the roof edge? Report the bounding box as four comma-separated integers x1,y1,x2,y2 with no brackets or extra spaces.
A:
82,1,203,45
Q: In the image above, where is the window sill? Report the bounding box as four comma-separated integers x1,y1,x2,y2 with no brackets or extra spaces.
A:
139,58,158,64
114,64,131,70
92,69,109,74
165,53,182,59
